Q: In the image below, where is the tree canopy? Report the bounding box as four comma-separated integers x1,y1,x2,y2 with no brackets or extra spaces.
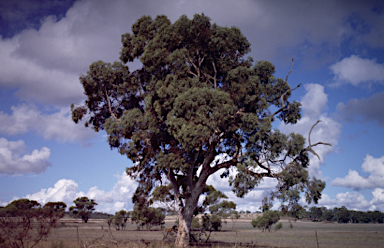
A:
69,196,97,223
251,210,281,232
0,199,66,247
72,13,329,246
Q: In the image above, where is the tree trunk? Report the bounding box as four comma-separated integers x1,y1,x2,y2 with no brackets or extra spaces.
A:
173,155,213,247
175,208,194,247
174,186,203,247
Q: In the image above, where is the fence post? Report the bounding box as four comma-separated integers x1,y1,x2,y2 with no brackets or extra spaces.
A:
315,230,319,248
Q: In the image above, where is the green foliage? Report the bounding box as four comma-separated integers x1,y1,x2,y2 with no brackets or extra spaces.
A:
201,213,222,232
72,13,329,245
199,185,228,214
0,199,66,248
309,206,324,221
333,206,350,223
43,201,67,224
110,210,130,230
0,198,40,217
251,210,280,232
274,222,283,231
131,205,165,230
191,216,200,229
209,200,237,226
304,206,384,224
69,196,97,223
260,196,273,212
90,211,113,219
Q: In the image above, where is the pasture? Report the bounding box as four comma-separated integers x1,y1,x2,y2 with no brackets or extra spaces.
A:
35,215,384,248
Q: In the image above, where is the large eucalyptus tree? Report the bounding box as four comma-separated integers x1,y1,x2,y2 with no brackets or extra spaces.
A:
72,13,329,246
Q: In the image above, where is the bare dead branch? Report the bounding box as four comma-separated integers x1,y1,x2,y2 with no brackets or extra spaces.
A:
188,70,198,78
188,56,200,78
285,59,294,83
104,87,120,123
304,120,332,160
308,120,321,147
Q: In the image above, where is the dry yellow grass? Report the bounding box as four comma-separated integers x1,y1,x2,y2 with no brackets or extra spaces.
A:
13,216,384,248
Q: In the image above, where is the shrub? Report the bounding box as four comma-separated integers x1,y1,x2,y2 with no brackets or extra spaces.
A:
251,210,280,232
0,199,65,248
191,216,200,229
274,222,283,231
201,213,222,231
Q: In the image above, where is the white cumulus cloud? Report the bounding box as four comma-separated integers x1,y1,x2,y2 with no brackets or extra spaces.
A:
330,55,384,86
25,179,84,206
318,191,371,211
370,188,384,211
281,83,341,178
332,154,384,189
0,137,51,174
0,104,95,143
22,172,137,213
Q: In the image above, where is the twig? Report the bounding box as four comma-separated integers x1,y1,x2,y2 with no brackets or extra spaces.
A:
286,59,294,83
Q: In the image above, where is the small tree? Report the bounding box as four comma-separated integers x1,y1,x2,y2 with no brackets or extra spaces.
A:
0,199,66,248
201,213,222,232
251,210,280,232
333,206,350,223
131,193,165,230
230,210,241,229
191,216,200,229
69,197,97,223
209,200,236,225
131,206,165,230
109,210,130,230
260,196,273,212
309,206,323,221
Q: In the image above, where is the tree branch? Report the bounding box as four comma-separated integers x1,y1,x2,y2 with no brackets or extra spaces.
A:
212,61,217,89
209,143,242,175
187,56,200,79
188,70,198,78
304,120,332,160
285,59,294,83
168,170,183,208
104,87,120,123
270,83,301,119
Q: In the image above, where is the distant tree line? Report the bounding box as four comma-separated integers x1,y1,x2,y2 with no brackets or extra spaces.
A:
300,206,384,223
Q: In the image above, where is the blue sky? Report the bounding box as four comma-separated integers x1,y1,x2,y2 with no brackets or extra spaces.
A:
1,0,384,214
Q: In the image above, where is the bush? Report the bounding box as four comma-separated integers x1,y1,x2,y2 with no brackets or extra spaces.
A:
0,199,66,248
251,210,280,232
131,206,165,230
274,222,283,231
201,213,222,231
210,214,222,231
191,216,200,229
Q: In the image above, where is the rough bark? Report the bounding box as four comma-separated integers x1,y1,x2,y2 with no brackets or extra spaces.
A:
175,207,194,247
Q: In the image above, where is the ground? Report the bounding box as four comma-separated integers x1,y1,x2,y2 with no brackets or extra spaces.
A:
34,214,384,247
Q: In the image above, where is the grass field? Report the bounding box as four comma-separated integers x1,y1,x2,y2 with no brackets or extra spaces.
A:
28,215,384,248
